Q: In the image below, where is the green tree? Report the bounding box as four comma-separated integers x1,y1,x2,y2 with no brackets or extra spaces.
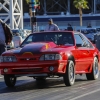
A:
26,0,30,4
26,0,39,4
73,0,89,26
26,0,39,16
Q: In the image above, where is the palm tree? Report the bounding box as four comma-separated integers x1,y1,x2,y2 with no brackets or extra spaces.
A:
73,0,89,27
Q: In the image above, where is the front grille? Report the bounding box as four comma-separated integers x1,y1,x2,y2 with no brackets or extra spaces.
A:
20,58,37,61
12,68,43,72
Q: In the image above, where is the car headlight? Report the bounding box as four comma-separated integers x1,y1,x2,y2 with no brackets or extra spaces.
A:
40,54,62,61
0,56,17,62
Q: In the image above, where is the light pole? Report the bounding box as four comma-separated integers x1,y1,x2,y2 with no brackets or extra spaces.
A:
93,0,96,14
67,0,70,15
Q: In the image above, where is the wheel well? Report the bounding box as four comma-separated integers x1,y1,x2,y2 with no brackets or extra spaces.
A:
68,55,75,65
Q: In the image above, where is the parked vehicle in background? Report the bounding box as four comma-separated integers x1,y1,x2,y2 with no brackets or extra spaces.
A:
0,31,99,87
96,28,100,32
12,29,23,37
21,29,31,38
78,28,98,43
12,29,31,40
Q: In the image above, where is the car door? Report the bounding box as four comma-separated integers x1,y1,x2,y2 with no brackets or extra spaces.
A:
74,33,92,72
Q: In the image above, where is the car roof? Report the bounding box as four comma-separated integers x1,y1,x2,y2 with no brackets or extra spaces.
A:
31,31,75,34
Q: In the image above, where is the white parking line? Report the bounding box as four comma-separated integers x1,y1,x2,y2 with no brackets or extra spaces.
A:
70,88,100,100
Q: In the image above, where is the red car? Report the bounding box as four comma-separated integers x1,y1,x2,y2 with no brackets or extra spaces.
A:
0,31,100,87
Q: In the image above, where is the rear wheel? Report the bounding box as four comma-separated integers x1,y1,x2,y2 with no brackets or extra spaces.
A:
63,60,75,86
86,57,99,80
4,75,16,87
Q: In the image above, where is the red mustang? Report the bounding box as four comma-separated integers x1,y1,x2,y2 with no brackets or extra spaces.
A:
0,31,100,87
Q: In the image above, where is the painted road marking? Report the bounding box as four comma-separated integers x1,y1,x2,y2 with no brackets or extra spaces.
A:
70,88,100,100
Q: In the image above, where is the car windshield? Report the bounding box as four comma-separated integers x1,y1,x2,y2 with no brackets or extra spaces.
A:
21,32,74,47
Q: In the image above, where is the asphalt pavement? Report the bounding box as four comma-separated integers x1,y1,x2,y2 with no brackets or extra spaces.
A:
0,74,100,100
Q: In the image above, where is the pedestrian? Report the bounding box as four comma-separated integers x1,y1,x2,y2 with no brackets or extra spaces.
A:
13,32,23,48
87,23,92,28
67,23,73,31
45,18,60,31
0,19,13,55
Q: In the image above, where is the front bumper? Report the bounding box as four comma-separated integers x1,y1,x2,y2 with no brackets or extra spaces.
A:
0,61,67,75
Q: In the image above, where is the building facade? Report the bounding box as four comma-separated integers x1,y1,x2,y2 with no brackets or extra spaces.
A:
23,0,100,30
24,0,100,15
0,0,100,30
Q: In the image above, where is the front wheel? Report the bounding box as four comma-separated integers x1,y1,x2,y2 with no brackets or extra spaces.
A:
63,60,75,86
4,75,16,87
86,57,99,80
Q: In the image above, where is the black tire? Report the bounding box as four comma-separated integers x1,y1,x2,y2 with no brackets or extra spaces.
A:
4,75,16,87
86,57,99,80
63,60,75,86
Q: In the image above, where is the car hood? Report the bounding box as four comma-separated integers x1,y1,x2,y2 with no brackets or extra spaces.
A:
3,42,74,55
